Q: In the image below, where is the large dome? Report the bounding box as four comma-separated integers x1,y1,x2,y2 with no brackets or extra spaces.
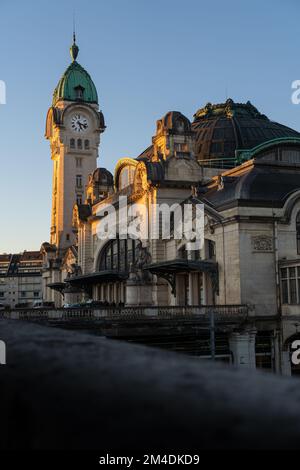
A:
192,99,300,168
52,38,98,106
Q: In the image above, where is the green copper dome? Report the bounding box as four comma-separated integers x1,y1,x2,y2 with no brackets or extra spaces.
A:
52,37,98,105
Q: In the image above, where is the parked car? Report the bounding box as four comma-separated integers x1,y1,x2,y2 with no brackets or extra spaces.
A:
32,301,55,309
63,303,83,309
83,300,107,308
15,303,30,309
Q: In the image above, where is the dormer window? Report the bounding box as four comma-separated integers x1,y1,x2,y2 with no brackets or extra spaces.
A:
74,85,85,101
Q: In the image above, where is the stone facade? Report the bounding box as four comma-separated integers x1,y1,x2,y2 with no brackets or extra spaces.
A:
40,39,300,375
41,38,105,304
69,125,300,374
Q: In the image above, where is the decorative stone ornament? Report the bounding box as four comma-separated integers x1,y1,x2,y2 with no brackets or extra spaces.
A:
251,235,274,252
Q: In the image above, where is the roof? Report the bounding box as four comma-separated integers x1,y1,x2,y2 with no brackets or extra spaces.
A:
0,251,42,277
192,99,300,168
0,254,11,262
156,111,192,136
20,251,43,261
78,204,92,222
40,242,56,253
91,168,114,186
52,39,98,105
201,159,300,210
136,145,154,161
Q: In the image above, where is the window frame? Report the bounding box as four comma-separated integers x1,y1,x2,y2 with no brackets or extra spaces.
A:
280,266,300,305
99,238,138,273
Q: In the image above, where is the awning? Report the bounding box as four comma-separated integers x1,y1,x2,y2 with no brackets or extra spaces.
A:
144,259,219,296
47,282,83,295
145,259,217,274
68,270,128,285
47,282,66,293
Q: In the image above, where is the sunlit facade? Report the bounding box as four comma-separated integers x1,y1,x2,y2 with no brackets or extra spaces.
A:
40,39,300,375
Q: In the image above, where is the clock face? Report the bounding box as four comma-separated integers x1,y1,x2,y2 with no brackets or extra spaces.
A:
71,114,89,133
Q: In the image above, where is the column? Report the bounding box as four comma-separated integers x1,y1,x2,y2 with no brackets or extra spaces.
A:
281,351,292,376
229,328,257,369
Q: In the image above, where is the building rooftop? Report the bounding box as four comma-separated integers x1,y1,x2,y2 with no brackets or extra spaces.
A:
0,251,42,277
52,37,98,105
192,99,300,168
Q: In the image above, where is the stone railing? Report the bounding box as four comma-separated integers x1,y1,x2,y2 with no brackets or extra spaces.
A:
5,304,249,322
0,318,300,450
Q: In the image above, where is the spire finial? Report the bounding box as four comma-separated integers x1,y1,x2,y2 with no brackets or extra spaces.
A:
73,11,76,43
70,13,79,61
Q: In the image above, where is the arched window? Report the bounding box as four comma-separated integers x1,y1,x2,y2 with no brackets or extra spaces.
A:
84,139,90,150
297,212,300,254
99,238,138,272
119,166,135,190
70,138,75,149
77,139,82,150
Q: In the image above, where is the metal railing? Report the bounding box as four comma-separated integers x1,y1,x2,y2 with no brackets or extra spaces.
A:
5,304,249,322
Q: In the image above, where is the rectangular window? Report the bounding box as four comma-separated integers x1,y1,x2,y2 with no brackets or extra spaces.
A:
76,175,82,188
76,158,82,168
290,279,297,304
281,266,300,305
289,267,296,278
281,279,289,304
34,291,40,298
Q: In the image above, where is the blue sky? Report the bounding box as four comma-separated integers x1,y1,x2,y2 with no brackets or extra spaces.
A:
0,0,300,252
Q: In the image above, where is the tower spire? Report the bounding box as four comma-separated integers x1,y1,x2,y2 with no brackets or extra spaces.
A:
73,11,76,43
70,15,79,61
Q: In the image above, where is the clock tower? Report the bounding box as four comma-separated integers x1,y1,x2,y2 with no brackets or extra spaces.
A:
45,35,105,250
